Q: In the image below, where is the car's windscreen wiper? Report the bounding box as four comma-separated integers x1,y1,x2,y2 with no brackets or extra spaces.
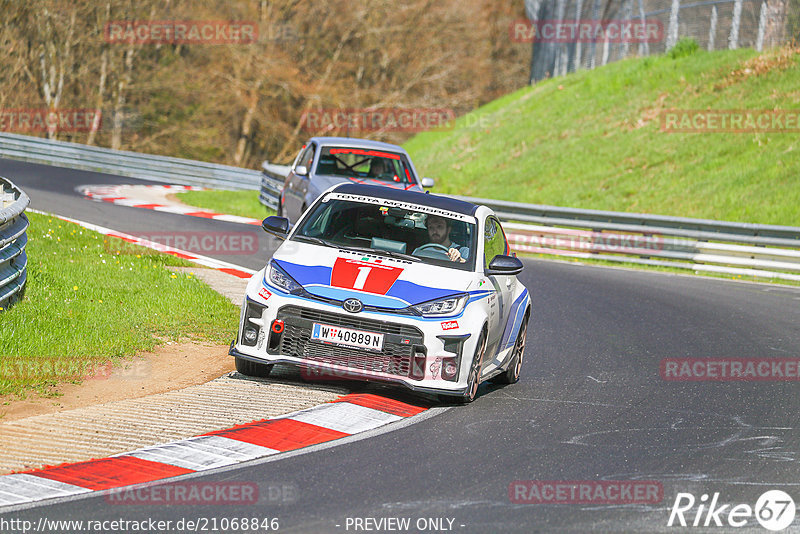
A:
338,244,421,263
293,235,336,248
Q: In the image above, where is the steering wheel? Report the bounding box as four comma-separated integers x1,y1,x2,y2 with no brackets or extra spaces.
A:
415,243,451,259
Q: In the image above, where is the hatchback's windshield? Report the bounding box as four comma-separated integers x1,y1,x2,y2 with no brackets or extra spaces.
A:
315,147,417,185
294,193,476,271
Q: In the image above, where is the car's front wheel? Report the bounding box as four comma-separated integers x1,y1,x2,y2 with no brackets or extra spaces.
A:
441,330,486,404
235,356,274,378
493,312,528,385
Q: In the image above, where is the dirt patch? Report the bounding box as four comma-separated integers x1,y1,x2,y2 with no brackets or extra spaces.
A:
0,342,234,423
715,44,800,90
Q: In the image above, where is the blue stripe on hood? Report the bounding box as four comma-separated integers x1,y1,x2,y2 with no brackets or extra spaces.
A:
274,259,463,307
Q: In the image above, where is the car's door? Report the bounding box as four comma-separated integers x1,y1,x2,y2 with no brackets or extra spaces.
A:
483,216,514,361
285,143,316,222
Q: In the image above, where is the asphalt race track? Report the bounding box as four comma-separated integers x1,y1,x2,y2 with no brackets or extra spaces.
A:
3,157,800,533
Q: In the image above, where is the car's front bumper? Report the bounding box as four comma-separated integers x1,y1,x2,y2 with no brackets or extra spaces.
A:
230,276,481,396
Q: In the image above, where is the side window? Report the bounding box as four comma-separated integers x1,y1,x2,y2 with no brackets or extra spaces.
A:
291,145,306,169
483,217,505,270
296,144,315,172
303,145,316,171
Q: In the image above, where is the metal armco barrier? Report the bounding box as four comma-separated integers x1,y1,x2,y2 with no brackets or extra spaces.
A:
259,163,800,281
0,177,29,310
0,132,261,191
259,162,291,210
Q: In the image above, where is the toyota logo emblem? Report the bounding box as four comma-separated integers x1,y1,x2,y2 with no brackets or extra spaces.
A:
343,298,363,313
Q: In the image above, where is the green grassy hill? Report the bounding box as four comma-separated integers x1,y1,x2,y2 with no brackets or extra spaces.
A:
404,44,800,226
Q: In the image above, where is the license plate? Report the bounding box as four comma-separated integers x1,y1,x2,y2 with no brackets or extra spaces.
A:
310,323,384,351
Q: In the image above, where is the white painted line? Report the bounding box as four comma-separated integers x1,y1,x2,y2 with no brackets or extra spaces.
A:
77,184,262,226
124,435,279,472
287,402,403,434
0,474,90,505
152,205,198,214
214,214,261,224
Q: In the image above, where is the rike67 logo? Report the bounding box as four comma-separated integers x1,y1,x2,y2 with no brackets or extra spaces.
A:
668,490,796,531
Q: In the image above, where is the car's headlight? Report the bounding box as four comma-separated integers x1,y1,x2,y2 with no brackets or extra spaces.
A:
413,294,469,317
267,262,303,294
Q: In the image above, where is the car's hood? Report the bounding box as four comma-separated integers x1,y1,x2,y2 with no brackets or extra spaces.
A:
314,173,424,193
271,241,476,309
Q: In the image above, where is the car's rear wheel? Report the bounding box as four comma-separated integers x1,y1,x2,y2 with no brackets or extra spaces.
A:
493,312,528,385
235,356,274,378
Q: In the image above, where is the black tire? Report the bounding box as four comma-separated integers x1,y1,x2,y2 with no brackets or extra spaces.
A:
445,330,486,404
493,313,528,385
235,356,274,378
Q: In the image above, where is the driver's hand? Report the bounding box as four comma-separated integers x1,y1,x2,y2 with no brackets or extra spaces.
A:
448,248,466,263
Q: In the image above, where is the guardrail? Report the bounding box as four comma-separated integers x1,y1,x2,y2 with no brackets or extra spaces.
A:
0,177,30,310
0,132,261,191
258,163,800,282
259,162,291,210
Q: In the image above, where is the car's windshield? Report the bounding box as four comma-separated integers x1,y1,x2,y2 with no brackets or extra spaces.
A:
294,193,476,271
315,147,417,185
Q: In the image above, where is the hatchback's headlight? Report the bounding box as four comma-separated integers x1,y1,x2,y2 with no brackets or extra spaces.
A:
267,262,302,294
413,294,469,317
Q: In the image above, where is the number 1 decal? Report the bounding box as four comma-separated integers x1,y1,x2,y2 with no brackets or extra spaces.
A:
330,258,403,295
353,266,372,290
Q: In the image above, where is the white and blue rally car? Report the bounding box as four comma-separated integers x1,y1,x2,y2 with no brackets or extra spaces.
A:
230,183,530,402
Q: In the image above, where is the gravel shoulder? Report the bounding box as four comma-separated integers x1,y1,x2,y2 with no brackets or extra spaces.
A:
0,267,347,474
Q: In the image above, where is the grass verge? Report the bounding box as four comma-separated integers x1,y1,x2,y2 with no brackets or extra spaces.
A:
0,212,239,399
405,45,800,226
174,189,274,220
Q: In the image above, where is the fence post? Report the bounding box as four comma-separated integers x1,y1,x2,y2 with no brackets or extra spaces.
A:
638,0,649,56
555,0,568,76
573,0,584,70
756,1,767,51
729,0,743,49
708,5,718,50
666,0,681,49
621,0,633,58
589,0,601,69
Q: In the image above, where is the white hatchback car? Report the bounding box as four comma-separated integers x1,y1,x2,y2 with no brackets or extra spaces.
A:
230,183,530,402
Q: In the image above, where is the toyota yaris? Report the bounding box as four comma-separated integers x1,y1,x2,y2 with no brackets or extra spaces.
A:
230,183,530,402
277,137,434,223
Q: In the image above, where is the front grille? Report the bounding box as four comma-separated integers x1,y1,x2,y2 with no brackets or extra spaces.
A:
279,306,422,337
275,305,424,377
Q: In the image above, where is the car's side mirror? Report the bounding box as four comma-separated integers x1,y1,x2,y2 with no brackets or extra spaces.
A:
485,254,524,276
262,216,290,239
421,177,435,188
294,165,309,177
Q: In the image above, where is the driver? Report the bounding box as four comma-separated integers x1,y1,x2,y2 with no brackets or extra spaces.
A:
368,158,389,177
413,214,468,263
